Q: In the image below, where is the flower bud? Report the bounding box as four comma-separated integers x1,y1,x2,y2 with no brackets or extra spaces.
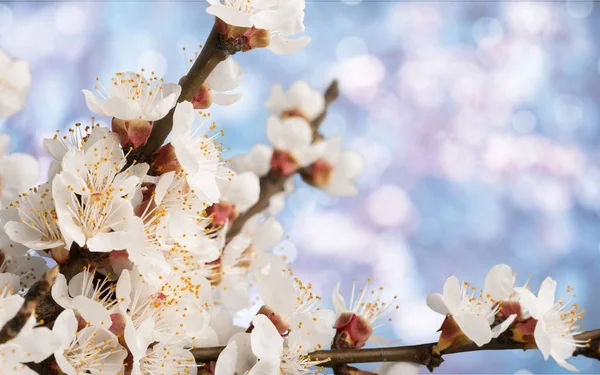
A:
192,84,212,110
256,305,290,335
153,143,181,174
270,150,299,177
206,201,238,226
302,159,333,188
112,118,153,149
333,312,373,349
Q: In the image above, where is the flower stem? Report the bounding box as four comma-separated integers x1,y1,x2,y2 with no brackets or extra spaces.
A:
192,329,600,371
225,80,339,241
141,23,229,162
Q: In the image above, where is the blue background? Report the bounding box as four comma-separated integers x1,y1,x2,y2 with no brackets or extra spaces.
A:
1,1,600,373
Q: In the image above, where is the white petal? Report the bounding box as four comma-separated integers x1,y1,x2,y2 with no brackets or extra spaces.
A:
455,314,493,347
426,293,449,316
258,272,296,319
212,92,243,106
538,277,557,313
72,296,112,329
251,314,283,360
442,276,462,314
247,358,280,375
514,287,539,319
332,282,347,316
215,341,238,375
51,273,73,310
491,314,516,338
0,294,24,327
53,309,77,346
534,318,551,360
484,264,515,302
206,57,242,92
268,35,311,55
206,3,253,27
252,217,283,251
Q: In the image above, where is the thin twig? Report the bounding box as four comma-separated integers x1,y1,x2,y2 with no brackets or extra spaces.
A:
192,329,600,371
141,24,229,162
225,80,340,241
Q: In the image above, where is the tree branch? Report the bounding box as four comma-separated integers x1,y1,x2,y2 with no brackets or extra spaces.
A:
192,329,600,371
225,80,340,241
141,24,229,162
0,266,59,344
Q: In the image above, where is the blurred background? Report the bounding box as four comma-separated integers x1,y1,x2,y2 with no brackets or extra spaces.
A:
1,0,600,373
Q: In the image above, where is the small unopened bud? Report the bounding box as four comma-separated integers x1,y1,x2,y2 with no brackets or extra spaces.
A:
192,84,213,110
256,305,290,335
112,118,153,149
206,201,238,226
333,312,373,349
153,143,181,174
270,150,299,177
51,246,70,264
302,159,333,188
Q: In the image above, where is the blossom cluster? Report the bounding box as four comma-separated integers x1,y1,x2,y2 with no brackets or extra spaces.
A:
0,0,595,374
428,264,586,371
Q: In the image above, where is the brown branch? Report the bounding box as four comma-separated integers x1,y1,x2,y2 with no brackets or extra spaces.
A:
225,80,340,241
0,266,59,344
141,24,229,162
192,329,600,371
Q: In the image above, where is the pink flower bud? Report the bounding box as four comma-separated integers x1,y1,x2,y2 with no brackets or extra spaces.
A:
333,312,373,349
302,159,333,188
206,201,238,226
270,150,299,177
112,118,153,149
153,143,181,174
192,84,212,110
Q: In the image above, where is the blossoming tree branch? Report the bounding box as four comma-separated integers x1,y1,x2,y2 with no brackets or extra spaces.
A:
0,1,598,375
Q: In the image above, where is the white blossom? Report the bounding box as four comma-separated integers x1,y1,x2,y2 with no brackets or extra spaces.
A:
0,134,39,207
427,273,516,347
171,101,225,203
52,309,127,375
206,0,310,55
0,50,31,118
82,72,181,121
516,277,586,372
266,81,325,123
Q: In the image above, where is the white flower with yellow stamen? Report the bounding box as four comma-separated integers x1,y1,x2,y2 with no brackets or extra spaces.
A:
206,0,310,55
427,275,516,347
248,314,329,375
332,280,399,348
170,101,226,204
82,71,181,121
50,133,148,253
51,268,116,329
52,309,127,375
2,182,64,251
516,277,586,372
125,316,198,375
